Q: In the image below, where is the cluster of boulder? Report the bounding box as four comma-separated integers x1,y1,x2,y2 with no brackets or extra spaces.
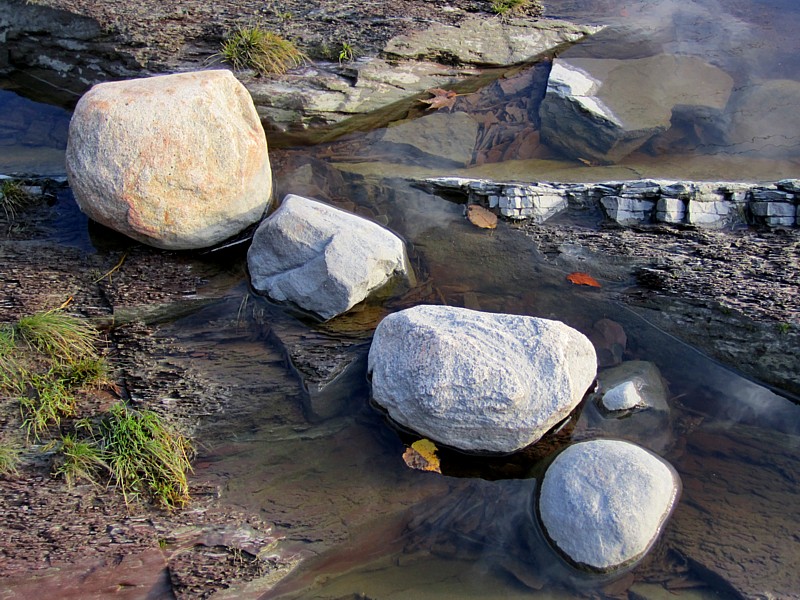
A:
66,68,680,577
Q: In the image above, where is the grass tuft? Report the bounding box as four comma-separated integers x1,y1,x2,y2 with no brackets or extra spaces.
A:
0,324,17,388
52,432,107,487
491,0,543,16
18,369,77,440
100,403,193,510
219,26,307,75
0,179,31,222
0,441,21,476
16,309,100,363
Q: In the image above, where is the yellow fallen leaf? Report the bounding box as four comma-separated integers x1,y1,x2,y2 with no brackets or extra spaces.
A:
402,438,441,473
466,204,497,229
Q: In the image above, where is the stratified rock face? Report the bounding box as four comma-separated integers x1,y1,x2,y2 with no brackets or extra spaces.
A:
66,70,272,250
540,55,733,164
538,440,681,572
368,305,597,453
247,195,412,321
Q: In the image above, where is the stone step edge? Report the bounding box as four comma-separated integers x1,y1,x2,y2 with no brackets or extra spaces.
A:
420,177,800,229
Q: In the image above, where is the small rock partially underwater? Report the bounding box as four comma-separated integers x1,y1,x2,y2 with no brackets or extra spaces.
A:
538,439,681,572
247,194,412,321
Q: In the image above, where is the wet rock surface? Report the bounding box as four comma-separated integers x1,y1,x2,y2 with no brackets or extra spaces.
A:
247,194,412,321
540,55,733,164
518,220,800,397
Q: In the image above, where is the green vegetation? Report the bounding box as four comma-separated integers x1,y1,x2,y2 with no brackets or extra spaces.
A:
338,42,355,64
52,432,106,487
490,0,543,16
100,403,193,509
219,26,307,75
1,308,193,509
0,440,20,475
0,179,31,222
19,370,77,440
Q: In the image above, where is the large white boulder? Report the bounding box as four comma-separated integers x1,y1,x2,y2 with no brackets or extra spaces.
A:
247,195,412,321
66,70,272,250
368,305,597,453
538,440,681,572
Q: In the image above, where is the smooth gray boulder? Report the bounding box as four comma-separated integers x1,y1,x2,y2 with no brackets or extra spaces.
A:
66,70,272,250
247,195,412,321
538,439,681,572
540,55,733,164
368,305,597,453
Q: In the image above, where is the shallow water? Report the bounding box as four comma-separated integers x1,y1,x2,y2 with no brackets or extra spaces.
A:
2,0,800,597
158,184,798,599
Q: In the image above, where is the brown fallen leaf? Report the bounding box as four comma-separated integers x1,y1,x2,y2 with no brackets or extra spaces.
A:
466,204,498,229
566,272,601,288
420,88,458,112
402,439,441,473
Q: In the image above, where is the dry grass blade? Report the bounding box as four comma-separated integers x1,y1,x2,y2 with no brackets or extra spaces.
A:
16,309,100,362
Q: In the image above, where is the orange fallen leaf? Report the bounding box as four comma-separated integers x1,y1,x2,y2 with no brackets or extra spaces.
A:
420,88,458,111
566,272,601,288
402,439,441,473
466,204,497,229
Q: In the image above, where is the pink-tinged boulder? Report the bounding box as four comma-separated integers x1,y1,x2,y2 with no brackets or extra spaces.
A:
66,70,272,250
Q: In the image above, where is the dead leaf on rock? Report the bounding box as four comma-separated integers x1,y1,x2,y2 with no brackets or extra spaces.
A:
466,204,498,229
402,439,441,473
566,272,601,288
420,88,458,112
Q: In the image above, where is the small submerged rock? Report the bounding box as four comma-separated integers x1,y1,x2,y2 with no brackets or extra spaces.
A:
368,305,597,453
247,194,413,321
537,439,680,573
66,70,272,250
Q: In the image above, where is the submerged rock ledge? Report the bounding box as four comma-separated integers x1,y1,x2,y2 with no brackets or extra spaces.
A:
422,176,800,228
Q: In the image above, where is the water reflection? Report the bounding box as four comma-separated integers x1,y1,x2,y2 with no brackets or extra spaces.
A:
0,89,70,175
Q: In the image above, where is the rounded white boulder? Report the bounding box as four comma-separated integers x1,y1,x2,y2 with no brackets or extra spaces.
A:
66,70,272,250
368,305,597,453
538,439,681,572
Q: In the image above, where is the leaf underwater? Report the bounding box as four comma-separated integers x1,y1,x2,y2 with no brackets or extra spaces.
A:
466,204,498,229
566,272,602,288
402,439,442,473
420,88,458,111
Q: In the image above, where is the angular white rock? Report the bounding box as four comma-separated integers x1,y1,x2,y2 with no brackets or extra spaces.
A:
368,305,597,453
539,439,681,571
66,70,272,250
247,195,412,320
601,380,644,412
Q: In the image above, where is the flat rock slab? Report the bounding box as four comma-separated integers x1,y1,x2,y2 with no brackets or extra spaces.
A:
368,305,597,453
384,18,602,66
66,70,272,250
247,194,413,321
538,439,681,572
540,55,733,164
